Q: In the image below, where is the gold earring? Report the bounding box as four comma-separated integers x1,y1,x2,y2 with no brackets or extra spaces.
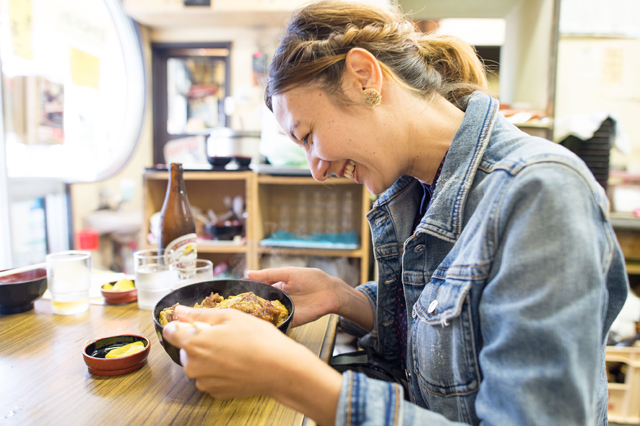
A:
362,88,381,108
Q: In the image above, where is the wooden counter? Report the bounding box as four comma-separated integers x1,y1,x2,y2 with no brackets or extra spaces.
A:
0,299,337,425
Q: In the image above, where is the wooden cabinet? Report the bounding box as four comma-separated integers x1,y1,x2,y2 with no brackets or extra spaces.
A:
142,171,372,284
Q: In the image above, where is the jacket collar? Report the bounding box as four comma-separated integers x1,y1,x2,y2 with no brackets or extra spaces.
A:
373,92,499,243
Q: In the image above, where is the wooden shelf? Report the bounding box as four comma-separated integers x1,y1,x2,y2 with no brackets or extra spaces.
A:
258,247,365,258
143,171,372,283
145,170,254,181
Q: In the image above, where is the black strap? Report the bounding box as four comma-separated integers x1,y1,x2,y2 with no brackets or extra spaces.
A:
330,349,411,401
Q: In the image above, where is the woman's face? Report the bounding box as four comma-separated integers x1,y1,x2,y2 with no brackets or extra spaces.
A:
271,86,403,195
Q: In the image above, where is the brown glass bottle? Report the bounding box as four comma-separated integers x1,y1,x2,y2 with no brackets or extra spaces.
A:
159,163,197,266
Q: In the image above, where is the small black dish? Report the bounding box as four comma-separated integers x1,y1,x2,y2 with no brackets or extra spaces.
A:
233,156,252,169
0,269,47,314
204,221,244,240
206,156,232,169
153,279,294,365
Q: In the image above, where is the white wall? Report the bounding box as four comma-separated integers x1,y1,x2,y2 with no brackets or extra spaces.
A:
555,36,640,171
0,100,11,269
500,0,554,112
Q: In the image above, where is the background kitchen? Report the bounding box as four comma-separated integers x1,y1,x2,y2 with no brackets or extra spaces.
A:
2,0,640,329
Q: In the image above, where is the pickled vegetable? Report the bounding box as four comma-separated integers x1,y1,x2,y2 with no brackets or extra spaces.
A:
113,279,135,291
103,279,135,291
105,341,145,358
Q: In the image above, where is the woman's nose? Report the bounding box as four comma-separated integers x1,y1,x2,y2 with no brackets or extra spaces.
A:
307,155,329,182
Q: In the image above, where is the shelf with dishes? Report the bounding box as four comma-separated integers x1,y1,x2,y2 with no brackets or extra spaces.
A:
142,171,373,283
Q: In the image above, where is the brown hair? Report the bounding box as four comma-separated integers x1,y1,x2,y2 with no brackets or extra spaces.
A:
265,0,489,110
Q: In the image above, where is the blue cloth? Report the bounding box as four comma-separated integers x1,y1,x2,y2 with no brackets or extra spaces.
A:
260,231,359,249
336,92,628,425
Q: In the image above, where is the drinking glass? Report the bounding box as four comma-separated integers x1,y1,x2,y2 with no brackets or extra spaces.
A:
169,259,214,290
46,250,92,315
134,249,172,310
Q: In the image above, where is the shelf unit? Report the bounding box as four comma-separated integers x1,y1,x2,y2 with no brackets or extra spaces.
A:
142,171,372,284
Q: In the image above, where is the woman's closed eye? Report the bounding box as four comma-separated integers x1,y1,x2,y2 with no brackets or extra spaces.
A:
302,133,311,146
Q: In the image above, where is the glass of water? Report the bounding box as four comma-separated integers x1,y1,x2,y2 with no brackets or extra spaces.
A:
134,249,172,310
169,259,214,290
46,250,92,315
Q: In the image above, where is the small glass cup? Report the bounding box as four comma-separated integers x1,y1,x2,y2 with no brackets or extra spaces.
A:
170,259,214,290
46,250,92,315
134,249,172,310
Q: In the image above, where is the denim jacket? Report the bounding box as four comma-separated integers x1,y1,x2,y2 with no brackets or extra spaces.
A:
335,92,628,426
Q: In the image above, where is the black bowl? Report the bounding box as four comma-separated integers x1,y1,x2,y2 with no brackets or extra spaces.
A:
233,156,252,168
204,221,243,240
153,279,294,365
0,268,48,314
206,156,232,169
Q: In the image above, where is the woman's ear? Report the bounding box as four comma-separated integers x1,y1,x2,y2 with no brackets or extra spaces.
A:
344,48,383,96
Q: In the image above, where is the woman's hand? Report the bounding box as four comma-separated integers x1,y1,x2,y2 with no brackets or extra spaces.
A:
247,267,345,327
163,305,303,399
163,305,343,426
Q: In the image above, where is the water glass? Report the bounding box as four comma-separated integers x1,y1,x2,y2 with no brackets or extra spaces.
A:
169,259,214,290
46,250,92,315
134,249,172,310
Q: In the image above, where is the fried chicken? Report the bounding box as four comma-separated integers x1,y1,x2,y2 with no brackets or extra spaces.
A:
158,291,289,327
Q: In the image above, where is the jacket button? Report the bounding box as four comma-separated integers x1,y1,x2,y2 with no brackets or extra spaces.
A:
383,276,396,285
414,244,425,253
427,300,438,313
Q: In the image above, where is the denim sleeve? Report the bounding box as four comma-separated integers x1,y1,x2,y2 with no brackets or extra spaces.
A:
335,372,469,426
474,163,627,425
338,281,378,338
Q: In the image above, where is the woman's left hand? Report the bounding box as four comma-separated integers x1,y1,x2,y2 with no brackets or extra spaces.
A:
163,305,307,399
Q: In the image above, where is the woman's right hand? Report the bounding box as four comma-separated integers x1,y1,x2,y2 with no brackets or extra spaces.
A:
247,267,345,327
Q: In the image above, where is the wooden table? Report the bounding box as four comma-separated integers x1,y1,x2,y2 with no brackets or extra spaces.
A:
0,299,337,425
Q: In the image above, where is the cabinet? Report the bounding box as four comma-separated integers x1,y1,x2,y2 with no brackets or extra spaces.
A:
142,171,372,284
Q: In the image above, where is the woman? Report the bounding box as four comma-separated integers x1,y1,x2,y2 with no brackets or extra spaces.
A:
164,1,629,425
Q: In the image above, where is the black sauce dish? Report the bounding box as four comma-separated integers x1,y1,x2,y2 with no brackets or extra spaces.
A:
0,268,47,315
153,279,294,365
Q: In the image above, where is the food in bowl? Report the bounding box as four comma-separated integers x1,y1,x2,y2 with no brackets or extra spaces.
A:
158,291,289,327
153,279,294,365
102,278,135,291
105,341,146,359
101,278,137,304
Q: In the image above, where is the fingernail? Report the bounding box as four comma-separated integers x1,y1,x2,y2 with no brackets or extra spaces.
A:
193,321,211,332
172,322,199,337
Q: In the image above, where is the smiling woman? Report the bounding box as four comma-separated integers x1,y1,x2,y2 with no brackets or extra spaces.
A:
162,2,629,426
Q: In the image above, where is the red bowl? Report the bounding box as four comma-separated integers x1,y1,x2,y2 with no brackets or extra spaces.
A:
83,334,150,376
101,281,137,304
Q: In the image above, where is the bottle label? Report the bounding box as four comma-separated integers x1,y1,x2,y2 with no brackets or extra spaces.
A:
164,233,197,267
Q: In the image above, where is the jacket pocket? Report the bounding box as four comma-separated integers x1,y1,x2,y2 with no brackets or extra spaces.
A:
410,273,480,397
